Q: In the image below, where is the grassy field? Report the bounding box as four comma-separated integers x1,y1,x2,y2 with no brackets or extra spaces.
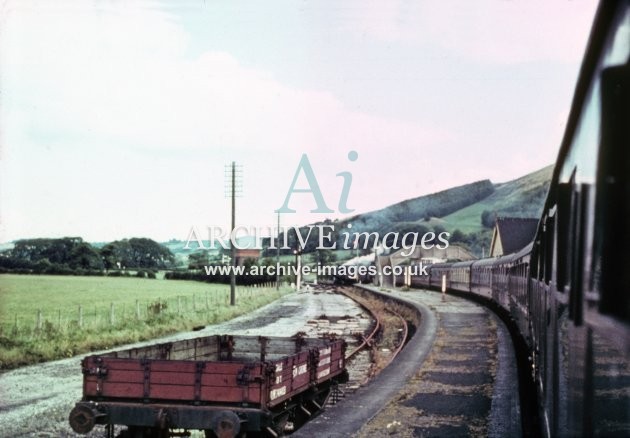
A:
0,274,291,369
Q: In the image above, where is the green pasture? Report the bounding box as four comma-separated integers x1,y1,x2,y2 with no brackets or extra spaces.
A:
0,275,291,369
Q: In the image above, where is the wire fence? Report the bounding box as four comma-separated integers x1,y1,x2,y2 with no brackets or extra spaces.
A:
3,282,282,337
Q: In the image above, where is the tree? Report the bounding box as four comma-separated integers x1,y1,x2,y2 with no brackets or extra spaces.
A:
433,225,447,235
389,222,430,248
481,210,497,228
315,249,337,265
7,237,103,271
101,241,132,269
69,242,103,269
101,238,175,269
188,251,210,269
450,229,466,243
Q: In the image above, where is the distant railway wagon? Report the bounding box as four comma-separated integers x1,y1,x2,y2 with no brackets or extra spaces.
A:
69,334,348,437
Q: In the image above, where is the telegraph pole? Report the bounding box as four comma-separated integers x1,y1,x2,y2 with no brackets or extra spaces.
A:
225,162,242,306
276,212,280,290
230,162,236,305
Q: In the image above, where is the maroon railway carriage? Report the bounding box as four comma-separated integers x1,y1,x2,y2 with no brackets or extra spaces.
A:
69,334,348,438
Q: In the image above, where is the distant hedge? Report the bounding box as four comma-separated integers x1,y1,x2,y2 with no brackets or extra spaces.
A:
0,261,156,278
165,269,274,286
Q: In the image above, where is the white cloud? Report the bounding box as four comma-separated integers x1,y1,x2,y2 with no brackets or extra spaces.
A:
2,0,448,155
1,0,454,241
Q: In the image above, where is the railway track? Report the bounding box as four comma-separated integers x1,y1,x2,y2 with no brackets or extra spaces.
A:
266,284,413,413
340,288,408,365
321,286,412,408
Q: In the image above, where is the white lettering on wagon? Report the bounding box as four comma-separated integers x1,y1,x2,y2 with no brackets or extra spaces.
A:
275,363,284,384
319,347,331,356
270,386,287,400
292,363,307,377
317,368,330,379
318,357,331,366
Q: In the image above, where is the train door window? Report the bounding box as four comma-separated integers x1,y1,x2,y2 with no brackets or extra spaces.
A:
556,181,574,292
540,214,548,283
537,239,545,283
568,182,583,324
544,209,556,286
531,243,540,280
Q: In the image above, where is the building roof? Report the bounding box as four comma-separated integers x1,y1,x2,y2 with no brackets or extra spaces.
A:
234,248,261,257
491,217,538,256
389,244,476,265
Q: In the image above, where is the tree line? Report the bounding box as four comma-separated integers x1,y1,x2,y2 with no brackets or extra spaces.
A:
0,237,174,276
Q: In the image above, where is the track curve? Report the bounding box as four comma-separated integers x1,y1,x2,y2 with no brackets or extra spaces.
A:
293,285,438,437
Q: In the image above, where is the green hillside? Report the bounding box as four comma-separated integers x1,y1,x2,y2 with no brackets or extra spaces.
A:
301,164,553,257
328,165,551,240
440,165,552,233
339,179,496,234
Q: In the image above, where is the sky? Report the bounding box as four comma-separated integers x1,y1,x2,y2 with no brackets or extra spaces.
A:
0,0,599,243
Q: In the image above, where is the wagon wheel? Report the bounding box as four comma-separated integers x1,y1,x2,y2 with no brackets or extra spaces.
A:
204,411,242,438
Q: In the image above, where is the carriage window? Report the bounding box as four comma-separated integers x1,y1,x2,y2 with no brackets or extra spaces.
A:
556,182,573,291
530,243,539,280
568,184,583,324
544,212,555,285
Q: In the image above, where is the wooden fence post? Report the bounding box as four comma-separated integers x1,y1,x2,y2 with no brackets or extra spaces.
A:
136,300,141,320
79,305,83,328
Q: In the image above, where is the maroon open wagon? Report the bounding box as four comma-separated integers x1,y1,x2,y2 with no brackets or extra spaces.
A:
69,334,348,438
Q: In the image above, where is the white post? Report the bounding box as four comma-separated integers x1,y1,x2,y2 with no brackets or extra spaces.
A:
297,254,302,291
441,274,446,302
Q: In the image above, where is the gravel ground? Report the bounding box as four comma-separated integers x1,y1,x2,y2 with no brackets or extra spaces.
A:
0,288,369,438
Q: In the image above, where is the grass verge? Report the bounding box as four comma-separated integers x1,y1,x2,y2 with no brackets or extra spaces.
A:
0,274,292,369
